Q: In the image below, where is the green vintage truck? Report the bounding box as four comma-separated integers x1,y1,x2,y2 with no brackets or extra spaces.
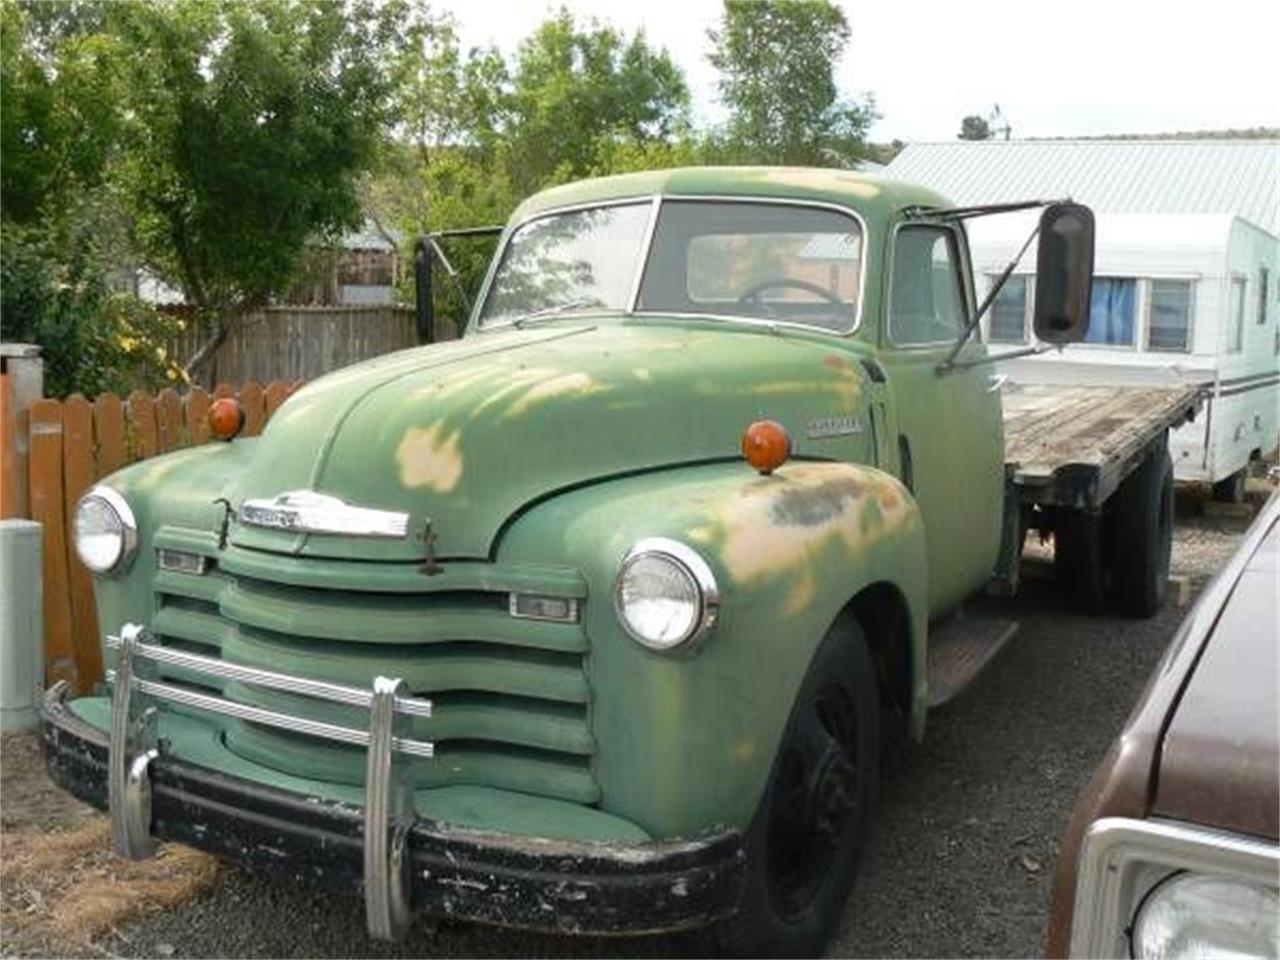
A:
47,168,1202,956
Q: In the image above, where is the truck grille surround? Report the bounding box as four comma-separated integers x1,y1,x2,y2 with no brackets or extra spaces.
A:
143,558,598,806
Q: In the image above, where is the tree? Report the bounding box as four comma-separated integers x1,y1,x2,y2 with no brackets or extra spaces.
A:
504,9,691,193
959,114,992,140
1,0,125,227
107,0,403,380
706,0,876,166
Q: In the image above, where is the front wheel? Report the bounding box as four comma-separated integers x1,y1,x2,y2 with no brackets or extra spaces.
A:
710,621,880,958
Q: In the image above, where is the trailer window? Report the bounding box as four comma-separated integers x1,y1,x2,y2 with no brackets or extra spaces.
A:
987,274,1029,343
1147,280,1193,352
1084,278,1136,346
1259,267,1270,324
1228,276,1247,352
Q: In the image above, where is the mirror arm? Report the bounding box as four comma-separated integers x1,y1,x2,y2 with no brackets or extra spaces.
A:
941,342,1058,372
423,234,474,316
937,225,1040,374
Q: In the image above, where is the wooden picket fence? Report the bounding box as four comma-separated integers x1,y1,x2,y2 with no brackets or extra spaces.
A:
1,376,302,695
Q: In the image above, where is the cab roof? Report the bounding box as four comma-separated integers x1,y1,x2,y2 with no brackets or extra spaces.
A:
511,166,952,225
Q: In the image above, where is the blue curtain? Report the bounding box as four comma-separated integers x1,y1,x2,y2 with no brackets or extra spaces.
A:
1085,278,1136,345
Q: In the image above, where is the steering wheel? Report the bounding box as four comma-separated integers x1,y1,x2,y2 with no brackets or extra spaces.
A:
737,277,844,309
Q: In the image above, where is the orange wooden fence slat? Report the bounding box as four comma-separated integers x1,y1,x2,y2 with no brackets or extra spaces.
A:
213,383,235,399
263,380,291,418
127,389,158,461
94,393,127,477
0,375,16,518
29,378,310,691
62,395,103,688
239,380,265,436
185,387,212,444
28,399,77,690
155,387,183,453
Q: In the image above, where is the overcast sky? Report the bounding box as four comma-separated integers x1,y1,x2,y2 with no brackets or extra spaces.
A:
438,0,1279,142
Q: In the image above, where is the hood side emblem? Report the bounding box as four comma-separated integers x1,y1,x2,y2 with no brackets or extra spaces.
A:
807,415,862,440
239,490,410,539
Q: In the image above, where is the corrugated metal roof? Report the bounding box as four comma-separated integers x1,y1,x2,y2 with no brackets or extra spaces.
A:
884,140,1280,236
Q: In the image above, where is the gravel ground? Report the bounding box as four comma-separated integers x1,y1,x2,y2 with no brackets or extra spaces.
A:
1,491,1265,959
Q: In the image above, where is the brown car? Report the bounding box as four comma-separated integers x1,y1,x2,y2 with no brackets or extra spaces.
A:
1048,492,1279,958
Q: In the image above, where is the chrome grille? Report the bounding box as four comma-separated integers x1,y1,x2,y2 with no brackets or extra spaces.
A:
145,548,596,805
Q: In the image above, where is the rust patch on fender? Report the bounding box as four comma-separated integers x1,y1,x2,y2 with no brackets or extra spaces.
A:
716,464,907,588
396,422,463,492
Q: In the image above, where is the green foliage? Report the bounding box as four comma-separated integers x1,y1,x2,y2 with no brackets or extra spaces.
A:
109,0,401,328
377,6,696,333
707,0,877,166
1,220,182,398
1,0,125,226
503,10,690,193
959,115,992,140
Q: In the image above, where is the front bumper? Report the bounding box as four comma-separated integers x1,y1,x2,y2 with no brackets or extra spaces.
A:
42,686,744,939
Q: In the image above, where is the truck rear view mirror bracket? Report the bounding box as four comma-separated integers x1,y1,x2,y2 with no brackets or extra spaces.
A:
933,201,1095,374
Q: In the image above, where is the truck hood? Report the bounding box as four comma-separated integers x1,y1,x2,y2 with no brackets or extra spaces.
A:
228,320,872,560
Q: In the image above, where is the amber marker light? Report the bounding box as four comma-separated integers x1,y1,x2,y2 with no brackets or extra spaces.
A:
742,419,790,475
209,397,245,441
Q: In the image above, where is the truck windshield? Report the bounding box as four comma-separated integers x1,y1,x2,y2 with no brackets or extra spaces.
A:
479,198,863,333
479,202,651,324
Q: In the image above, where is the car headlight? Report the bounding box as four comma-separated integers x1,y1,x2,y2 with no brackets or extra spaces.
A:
1133,873,1279,960
614,538,719,651
73,486,138,575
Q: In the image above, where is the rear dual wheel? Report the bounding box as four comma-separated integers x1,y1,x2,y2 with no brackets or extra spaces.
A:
709,623,879,958
1054,446,1174,618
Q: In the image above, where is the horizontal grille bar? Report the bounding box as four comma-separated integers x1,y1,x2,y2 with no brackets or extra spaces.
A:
106,671,435,758
105,634,433,718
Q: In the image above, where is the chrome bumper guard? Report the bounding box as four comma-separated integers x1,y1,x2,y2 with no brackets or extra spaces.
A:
104,623,434,941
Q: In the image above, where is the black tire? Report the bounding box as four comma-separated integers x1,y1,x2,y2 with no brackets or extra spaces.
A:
1104,447,1174,618
1053,510,1107,613
709,621,880,958
1212,468,1246,503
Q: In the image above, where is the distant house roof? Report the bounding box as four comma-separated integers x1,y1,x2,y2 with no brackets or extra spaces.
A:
884,140,1280,235
341,219,401,251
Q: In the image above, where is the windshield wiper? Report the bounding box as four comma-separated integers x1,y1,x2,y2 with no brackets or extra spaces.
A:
510,298,613,328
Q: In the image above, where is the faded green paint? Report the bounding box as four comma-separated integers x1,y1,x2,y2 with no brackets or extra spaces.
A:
75,167,1006,846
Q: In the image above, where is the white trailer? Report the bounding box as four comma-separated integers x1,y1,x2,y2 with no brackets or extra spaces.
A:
966,212,1279,498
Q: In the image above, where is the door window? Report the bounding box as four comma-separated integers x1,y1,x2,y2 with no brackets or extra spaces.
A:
890,227,967,345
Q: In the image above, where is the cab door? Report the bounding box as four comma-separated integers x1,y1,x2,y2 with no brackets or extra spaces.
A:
876,221,1005,616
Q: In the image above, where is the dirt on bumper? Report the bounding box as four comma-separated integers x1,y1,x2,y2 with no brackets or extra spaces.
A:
41,696,745,937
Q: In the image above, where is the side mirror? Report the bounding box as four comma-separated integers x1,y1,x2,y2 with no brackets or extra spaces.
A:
1033,203,1094,343
413,236,434,344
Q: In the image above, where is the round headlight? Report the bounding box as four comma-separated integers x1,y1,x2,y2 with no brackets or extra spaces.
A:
614,538,718,651
1133,872,1279,960
73,486,138,575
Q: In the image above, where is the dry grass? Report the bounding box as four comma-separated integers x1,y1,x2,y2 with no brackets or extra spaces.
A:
1,816,222,954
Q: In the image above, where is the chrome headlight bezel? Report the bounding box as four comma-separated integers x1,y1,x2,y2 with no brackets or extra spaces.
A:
1070,817,1280,960
613,537,719,652
73,485,138,576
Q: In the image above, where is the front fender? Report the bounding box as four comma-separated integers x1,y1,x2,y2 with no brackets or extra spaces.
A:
498,459,927,840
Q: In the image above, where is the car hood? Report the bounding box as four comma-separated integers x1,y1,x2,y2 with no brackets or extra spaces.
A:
226,320,873,560
1153,504,1280,840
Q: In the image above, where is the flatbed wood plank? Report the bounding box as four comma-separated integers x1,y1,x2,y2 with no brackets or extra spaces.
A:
1001,383,1203,508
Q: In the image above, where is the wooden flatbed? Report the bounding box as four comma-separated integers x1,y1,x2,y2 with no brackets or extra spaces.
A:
1002,383,1205,511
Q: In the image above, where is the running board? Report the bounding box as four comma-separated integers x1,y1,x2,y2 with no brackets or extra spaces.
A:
926,615,1020,708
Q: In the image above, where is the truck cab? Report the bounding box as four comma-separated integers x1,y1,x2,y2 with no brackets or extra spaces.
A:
46,168,1097,956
